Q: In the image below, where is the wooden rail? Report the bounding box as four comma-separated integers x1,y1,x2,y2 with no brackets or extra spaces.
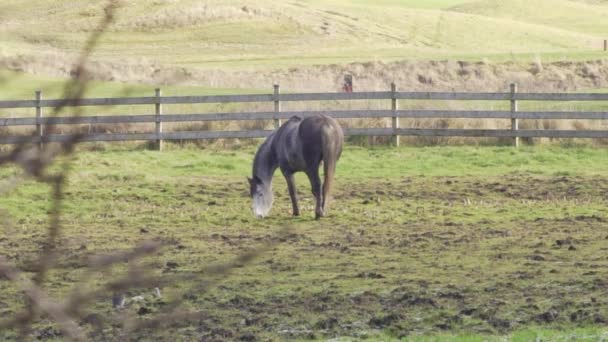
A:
1,83,607,148
3,91,608,109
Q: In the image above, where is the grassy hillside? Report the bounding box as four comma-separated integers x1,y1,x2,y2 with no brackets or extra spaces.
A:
450,0,608,36
1,0,607,73
0,69,267,102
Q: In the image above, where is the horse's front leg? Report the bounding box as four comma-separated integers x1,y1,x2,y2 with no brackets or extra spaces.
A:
306,168,323,220
283,171,300,216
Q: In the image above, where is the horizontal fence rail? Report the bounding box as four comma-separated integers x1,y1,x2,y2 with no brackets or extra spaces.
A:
1,129,604,145
3,92,608,109
3,110,608,127
1,83,607,148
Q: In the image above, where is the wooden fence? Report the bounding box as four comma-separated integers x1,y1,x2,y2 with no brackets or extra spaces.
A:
1,83,608,149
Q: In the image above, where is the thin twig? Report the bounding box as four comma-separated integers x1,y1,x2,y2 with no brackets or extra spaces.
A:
0,259,86,341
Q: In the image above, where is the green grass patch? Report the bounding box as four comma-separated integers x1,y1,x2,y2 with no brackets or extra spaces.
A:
0,145,607,339
2,1,608,70
0,69,264,101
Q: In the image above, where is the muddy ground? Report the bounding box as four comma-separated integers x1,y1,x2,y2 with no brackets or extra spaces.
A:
178,175,608,340
3,170,606,340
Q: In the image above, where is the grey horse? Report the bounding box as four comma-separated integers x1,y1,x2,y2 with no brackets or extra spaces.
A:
248,114,344,219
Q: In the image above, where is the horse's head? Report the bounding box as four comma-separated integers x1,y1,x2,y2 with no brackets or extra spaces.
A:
248,175,273,218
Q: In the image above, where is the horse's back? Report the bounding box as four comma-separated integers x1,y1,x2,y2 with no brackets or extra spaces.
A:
298,115,343,164
298,115,343,146
271,115,343,172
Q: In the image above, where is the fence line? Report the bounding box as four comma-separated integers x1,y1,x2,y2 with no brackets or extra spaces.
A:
1,83,607,148
3,91,608,109
4,110,608,127
2,128,606,145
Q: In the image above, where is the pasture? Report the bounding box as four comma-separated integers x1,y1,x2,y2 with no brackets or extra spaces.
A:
2,0,608,70
1,144,607,340
1,1,608,339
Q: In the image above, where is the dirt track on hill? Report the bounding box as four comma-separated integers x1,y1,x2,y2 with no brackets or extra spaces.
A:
2,53,608,92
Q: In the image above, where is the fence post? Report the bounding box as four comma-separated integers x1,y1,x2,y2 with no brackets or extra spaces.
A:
35,90,43,149
155,88,163,151
273,84,281,129
391,82,399,147
510,83,519,147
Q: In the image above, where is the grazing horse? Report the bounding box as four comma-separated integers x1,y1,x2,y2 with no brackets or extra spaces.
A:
248,114,344,219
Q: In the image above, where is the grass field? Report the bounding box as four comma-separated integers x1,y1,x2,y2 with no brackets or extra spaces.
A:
1,1,608,340
0,70,256,100
1,145,607,340
1,0,608,71
3,0,608,112
0,69,270,123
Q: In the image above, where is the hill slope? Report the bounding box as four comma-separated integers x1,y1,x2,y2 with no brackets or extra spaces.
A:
1,0,607,69
1,0,608,92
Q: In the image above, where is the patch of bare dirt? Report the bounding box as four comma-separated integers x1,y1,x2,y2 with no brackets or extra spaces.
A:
336,174,608,203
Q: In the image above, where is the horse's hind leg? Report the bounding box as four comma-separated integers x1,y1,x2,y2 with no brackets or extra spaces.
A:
283,171,300,216
306,168,323,220
321,182,328,213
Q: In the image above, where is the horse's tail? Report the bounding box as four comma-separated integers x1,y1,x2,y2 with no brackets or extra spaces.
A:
321,119,343,212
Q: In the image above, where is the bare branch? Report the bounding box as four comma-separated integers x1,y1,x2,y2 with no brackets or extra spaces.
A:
0,258,86,341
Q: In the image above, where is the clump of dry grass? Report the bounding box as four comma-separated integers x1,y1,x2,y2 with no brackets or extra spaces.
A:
118,2,269,31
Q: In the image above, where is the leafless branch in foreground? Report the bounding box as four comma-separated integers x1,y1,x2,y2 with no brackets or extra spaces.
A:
0,1,281,340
